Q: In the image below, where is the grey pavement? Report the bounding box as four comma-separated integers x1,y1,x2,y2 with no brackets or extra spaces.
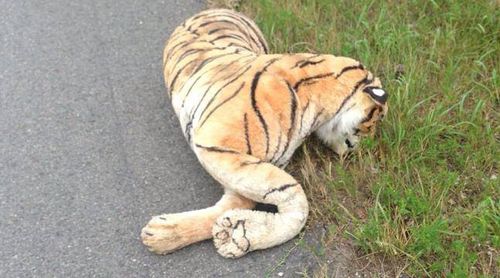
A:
0,0,316,277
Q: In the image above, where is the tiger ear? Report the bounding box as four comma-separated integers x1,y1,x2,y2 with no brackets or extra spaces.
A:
363,87,388,104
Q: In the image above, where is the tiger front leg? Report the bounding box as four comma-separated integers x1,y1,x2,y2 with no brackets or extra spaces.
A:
195,146,309,258
141,192,254,255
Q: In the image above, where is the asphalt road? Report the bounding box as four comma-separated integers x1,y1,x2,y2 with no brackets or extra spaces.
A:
0,0,316,277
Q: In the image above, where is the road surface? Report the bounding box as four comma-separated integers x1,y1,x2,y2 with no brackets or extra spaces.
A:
0,0,315,277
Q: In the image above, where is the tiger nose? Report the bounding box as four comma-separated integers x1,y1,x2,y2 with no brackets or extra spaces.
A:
345,139,355,149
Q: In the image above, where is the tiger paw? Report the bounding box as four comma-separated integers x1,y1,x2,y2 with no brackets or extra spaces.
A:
212,210,253,258
141,214,185,255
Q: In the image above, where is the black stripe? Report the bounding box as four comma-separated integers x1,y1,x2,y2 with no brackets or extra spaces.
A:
189,13,265,54
201,12,268,53
333,74,373,117
226,42,254,52
185,25,199,36
298,99,310,136
182,59,236,107
198,82,246,128
263,183,299,199
175,48,203,64
166,38,216,64
292,64,366,91
195,144,239,154
299,58,325,68
170,42,220,71
169,62,191,92
271,129,283,163
208,27,233,35
165,40,192,63
198,19,227,28
244,113,252,155
181,74,204,107
273,81,298,163
175,47,226,67
190,50,238,77
217,12,268,53
250,57,280,157
166,38,217,67
185,10,247,35
310,108,325,130
164,40,190,75
336,64,364,78
195,65,252,121
181,54,252,107
360,106,379,124
293,72,336,91
234,15,269,53
171,51,236,91
183,11,219,31
292,54,321,68
199,19,251,43
210,34,248,44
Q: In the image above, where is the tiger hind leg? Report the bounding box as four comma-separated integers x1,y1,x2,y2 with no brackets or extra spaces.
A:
141,192,254,255
195,147,309,258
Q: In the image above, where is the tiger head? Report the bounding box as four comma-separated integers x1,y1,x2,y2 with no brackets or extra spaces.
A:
316,73,388,157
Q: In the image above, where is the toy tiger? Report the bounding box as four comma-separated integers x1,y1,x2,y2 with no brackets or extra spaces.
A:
141,9,388,258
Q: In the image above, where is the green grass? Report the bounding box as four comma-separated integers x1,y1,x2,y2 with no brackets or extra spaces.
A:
210,0,499,276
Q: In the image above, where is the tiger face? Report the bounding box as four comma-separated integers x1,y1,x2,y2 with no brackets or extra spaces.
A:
316,74,388,156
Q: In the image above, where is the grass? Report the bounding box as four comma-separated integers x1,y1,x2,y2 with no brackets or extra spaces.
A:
208,0,499,276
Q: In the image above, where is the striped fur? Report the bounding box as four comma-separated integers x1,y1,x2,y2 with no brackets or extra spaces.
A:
142,9,388,258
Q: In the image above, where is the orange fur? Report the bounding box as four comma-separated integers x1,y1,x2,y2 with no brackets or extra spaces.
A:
142,8,388,258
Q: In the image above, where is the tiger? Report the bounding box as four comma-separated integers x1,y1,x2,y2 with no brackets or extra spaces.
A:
141,9,388,258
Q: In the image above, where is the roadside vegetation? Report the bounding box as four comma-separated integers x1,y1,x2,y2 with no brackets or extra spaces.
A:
209,0,499,276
